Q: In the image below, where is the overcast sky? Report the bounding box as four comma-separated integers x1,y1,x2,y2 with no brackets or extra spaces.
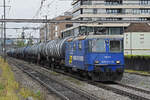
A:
0,0,72,38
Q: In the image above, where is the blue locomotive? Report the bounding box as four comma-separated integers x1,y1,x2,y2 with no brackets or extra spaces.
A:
7,35,124,81
65,35,124,81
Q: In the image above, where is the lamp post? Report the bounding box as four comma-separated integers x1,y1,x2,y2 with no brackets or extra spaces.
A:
1,16,3,53
45,15,48,42
3,0,6,61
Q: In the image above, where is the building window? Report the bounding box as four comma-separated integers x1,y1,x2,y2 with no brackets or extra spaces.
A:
65,18,71,20
80,26,87,35
108,27,123,35
94,27,106,35
140,37,144,40
106,18,122,21
140,41,144,44
55,26,58,31
139,18,147,21
140,0,150,5
82,17,92,21
105,0,122,5
66,24,73,28
106,9,122,14
83,8,93,14
140,9,150,14
55,32,58,37
133,9,150,14
93,8,97,14
87,27,94,34
140,34,144,36
82,0,92,5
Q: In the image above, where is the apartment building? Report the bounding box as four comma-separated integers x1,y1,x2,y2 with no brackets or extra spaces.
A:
62,0,150,37
40,12,73,41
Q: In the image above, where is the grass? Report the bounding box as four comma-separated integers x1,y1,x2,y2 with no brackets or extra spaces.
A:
0,57,44,100
125,55,150,59
19,88,44,99
125,69,150,76
50,71,60,76
65,76,82,86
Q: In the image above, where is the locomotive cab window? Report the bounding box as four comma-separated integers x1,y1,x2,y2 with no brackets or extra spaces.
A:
73,43,76,51
68,44,72,51
109,40,122,52
78,41,82,50
88,39,105,52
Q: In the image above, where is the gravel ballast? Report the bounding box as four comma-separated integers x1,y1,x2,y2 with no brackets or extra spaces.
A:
8,60,61,100
121,73,150,91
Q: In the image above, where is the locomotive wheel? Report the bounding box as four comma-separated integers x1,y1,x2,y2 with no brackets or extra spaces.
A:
64,67,69,72
68,68,72,73
82,71,89,79
116,72,124,81
51,64,55,70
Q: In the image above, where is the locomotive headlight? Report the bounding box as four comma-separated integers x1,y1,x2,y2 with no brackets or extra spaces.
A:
116,61,120,64
95,61,99,64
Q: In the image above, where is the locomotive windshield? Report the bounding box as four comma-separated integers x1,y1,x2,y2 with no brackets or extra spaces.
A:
89,39,105,52
109,40,122,52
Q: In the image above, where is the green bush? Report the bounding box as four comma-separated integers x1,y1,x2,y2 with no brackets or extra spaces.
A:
125,55,150,59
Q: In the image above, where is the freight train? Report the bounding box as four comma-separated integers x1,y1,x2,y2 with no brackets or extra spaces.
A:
7,35,124,81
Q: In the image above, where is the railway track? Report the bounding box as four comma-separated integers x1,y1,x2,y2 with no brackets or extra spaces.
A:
116,82,150,95
58,70,150,100
8,57,150,100
92,82,150,100
125,71,150,77
8,58,99,100
48,65,150,100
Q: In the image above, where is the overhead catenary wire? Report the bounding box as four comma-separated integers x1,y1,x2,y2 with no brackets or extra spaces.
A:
30,0,48,39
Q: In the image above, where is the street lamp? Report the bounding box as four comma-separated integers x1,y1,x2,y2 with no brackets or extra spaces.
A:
3,0,6,61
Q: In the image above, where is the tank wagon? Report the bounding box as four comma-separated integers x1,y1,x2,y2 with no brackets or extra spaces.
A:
7,35,124,81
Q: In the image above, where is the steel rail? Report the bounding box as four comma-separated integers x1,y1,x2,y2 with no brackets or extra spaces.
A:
92,82,150,100
125,72,150,77
116,82,150,95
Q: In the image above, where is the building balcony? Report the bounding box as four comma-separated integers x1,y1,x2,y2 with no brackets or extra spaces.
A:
73,4,150,13
79,23,130,27
72,0,79,5
73,14,150,20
